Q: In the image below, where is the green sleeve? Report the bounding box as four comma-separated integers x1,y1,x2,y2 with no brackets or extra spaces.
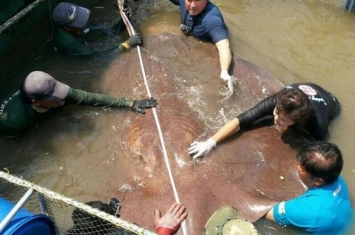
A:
64,88,133,108
54,28,95,56
65,40,95,56
94,43,127,54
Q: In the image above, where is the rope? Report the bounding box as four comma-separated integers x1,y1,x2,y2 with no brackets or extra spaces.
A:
0,171,156,235
117,1,188,235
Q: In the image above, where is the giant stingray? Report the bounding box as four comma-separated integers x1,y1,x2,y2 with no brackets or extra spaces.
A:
100,33,305,234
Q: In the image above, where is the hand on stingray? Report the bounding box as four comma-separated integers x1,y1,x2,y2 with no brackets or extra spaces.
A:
188,138,216,159
154,202,187,235
220,70,236,99
130,97,157,114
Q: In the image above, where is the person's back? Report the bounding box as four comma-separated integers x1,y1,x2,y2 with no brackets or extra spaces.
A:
315,176,352,234
288,83,341,140
0,90,42,137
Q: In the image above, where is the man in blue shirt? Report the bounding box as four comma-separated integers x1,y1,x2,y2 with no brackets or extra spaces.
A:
265,142,353,234
168,0,234,95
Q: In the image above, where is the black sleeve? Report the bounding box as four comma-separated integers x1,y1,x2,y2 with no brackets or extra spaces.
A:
237,95,276,130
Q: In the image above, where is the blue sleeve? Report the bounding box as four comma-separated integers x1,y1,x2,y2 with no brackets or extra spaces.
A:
169,0,180,5
273,195,319,229
206,17,228,44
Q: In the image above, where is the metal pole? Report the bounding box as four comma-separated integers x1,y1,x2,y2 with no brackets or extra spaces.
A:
0,188,34,233
0,0,46,34
37,193,48,215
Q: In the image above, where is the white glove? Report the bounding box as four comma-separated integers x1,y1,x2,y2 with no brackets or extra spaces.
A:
188,138,217,159
220,70,234,94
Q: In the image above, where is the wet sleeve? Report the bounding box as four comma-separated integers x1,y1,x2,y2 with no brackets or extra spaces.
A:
65,40,96,56
169,0,180,5
94,43,128,54
237,95,276,130
273,195,319,229
64,88,133,108
63,32,127,55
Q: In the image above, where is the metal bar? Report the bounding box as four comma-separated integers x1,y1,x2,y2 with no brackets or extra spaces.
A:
0,188,34,233
37,193,48,215
0,0,46,34
117,0,136,36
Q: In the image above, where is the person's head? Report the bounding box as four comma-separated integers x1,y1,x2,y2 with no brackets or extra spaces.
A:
273,87,312,127
20,71,69,108
296,142,343,188
185,0,208,16
52,2,90,30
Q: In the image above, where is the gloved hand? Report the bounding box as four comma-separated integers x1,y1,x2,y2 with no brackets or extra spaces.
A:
122,34,143,49
130,97,157,114
220,70,235,95
188,138,216,159
154,203,187,235
123,4,132,18
114,3,132,18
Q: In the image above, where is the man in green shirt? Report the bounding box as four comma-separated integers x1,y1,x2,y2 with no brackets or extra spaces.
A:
0,71,157,137
52,2,142,56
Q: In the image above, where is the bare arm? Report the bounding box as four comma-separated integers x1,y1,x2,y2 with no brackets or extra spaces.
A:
265,208,276,222
189,96,276,159
215,39,232,75
211,118,240,144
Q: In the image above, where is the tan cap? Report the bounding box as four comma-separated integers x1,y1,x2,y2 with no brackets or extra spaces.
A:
204,206,259,235
23,71,69,101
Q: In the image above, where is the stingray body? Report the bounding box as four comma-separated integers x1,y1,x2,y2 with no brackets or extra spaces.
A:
101,33,304,234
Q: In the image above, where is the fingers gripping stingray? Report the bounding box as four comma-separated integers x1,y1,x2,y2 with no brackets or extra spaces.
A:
100,33,304,234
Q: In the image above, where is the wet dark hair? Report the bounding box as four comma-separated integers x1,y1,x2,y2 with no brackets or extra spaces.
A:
275,87,312,125
296,142,343,185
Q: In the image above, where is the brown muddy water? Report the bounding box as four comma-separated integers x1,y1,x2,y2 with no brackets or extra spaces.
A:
0,0,354,234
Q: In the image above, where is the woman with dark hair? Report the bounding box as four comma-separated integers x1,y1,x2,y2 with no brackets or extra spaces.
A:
189,83,341,159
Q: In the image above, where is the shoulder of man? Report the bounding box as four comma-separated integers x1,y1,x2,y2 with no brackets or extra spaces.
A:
273,192,322,224
202,2,225,21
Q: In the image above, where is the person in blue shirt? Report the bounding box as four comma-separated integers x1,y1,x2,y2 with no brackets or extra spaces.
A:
168,0,234,95
265,142,353,234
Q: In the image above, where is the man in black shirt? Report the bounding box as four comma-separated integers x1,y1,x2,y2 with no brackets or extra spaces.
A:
189,83,341,159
